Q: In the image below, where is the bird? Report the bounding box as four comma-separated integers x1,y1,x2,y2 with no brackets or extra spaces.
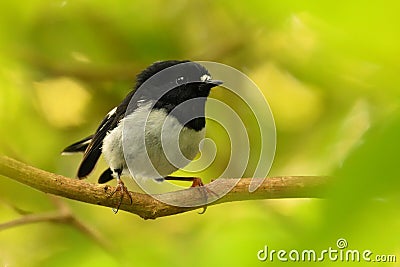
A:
62,60,223,212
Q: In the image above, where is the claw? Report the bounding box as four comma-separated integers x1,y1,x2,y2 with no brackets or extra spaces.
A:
190,178,218,214
108,178,133,213
198,206,207,214
163,176,218,214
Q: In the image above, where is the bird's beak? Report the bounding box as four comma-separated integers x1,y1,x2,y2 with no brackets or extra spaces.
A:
206,80,223,87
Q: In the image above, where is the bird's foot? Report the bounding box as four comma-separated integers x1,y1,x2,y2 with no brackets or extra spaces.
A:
108,179,133,213
164,176,218,214
190,178,219,214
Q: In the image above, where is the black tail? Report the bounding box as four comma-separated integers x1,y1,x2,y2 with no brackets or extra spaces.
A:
62,135,94,154
98,168,114,184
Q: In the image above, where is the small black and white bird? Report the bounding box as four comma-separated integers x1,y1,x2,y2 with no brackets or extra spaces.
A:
62,60,222,211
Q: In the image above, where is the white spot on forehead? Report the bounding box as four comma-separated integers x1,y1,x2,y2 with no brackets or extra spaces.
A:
200,74,211,82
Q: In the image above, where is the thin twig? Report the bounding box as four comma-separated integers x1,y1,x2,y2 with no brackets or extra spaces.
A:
0,195,114,252
0,155,330,219
0,198,32,215
0,211,66,231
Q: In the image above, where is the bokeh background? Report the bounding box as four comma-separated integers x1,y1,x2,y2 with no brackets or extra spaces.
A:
1,0,400,266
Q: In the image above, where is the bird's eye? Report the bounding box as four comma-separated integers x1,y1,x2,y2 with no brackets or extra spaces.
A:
200,74,211,82
176,76,186,85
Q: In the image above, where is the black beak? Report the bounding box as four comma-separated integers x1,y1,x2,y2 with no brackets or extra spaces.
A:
206,80,223,87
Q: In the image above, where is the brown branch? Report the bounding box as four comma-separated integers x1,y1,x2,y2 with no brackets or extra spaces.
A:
0,211,65,230
0,194,113,252
0,155,330,220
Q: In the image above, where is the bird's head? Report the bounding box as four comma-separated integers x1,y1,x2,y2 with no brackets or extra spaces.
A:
135,60,223,105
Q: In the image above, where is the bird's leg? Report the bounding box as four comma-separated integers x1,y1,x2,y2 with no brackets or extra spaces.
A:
164,176,218,195
109,168,133,213
164,176,218,214
164,176,201,186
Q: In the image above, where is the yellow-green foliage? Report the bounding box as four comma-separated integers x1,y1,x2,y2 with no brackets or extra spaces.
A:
0,1,399,266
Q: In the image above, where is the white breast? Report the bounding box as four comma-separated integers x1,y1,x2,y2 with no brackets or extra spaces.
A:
102,102,205,181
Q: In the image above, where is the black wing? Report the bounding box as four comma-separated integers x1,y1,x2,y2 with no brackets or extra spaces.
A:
62,135,94,154
77,90,137,179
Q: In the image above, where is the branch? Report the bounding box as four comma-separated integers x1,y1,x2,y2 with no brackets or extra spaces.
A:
0,155,330,220
0,195,114,252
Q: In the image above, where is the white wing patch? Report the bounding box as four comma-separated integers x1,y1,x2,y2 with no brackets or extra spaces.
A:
107,107,117,118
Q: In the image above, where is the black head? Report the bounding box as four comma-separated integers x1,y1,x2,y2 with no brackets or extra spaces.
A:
134,60,223,131
135,60,190,89
135,60,222,103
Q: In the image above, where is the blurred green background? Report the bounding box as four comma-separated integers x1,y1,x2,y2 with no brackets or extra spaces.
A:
1,0,400,266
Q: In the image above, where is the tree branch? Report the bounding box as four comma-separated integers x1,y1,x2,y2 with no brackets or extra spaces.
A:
0,155,330,220
0,195,114,252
